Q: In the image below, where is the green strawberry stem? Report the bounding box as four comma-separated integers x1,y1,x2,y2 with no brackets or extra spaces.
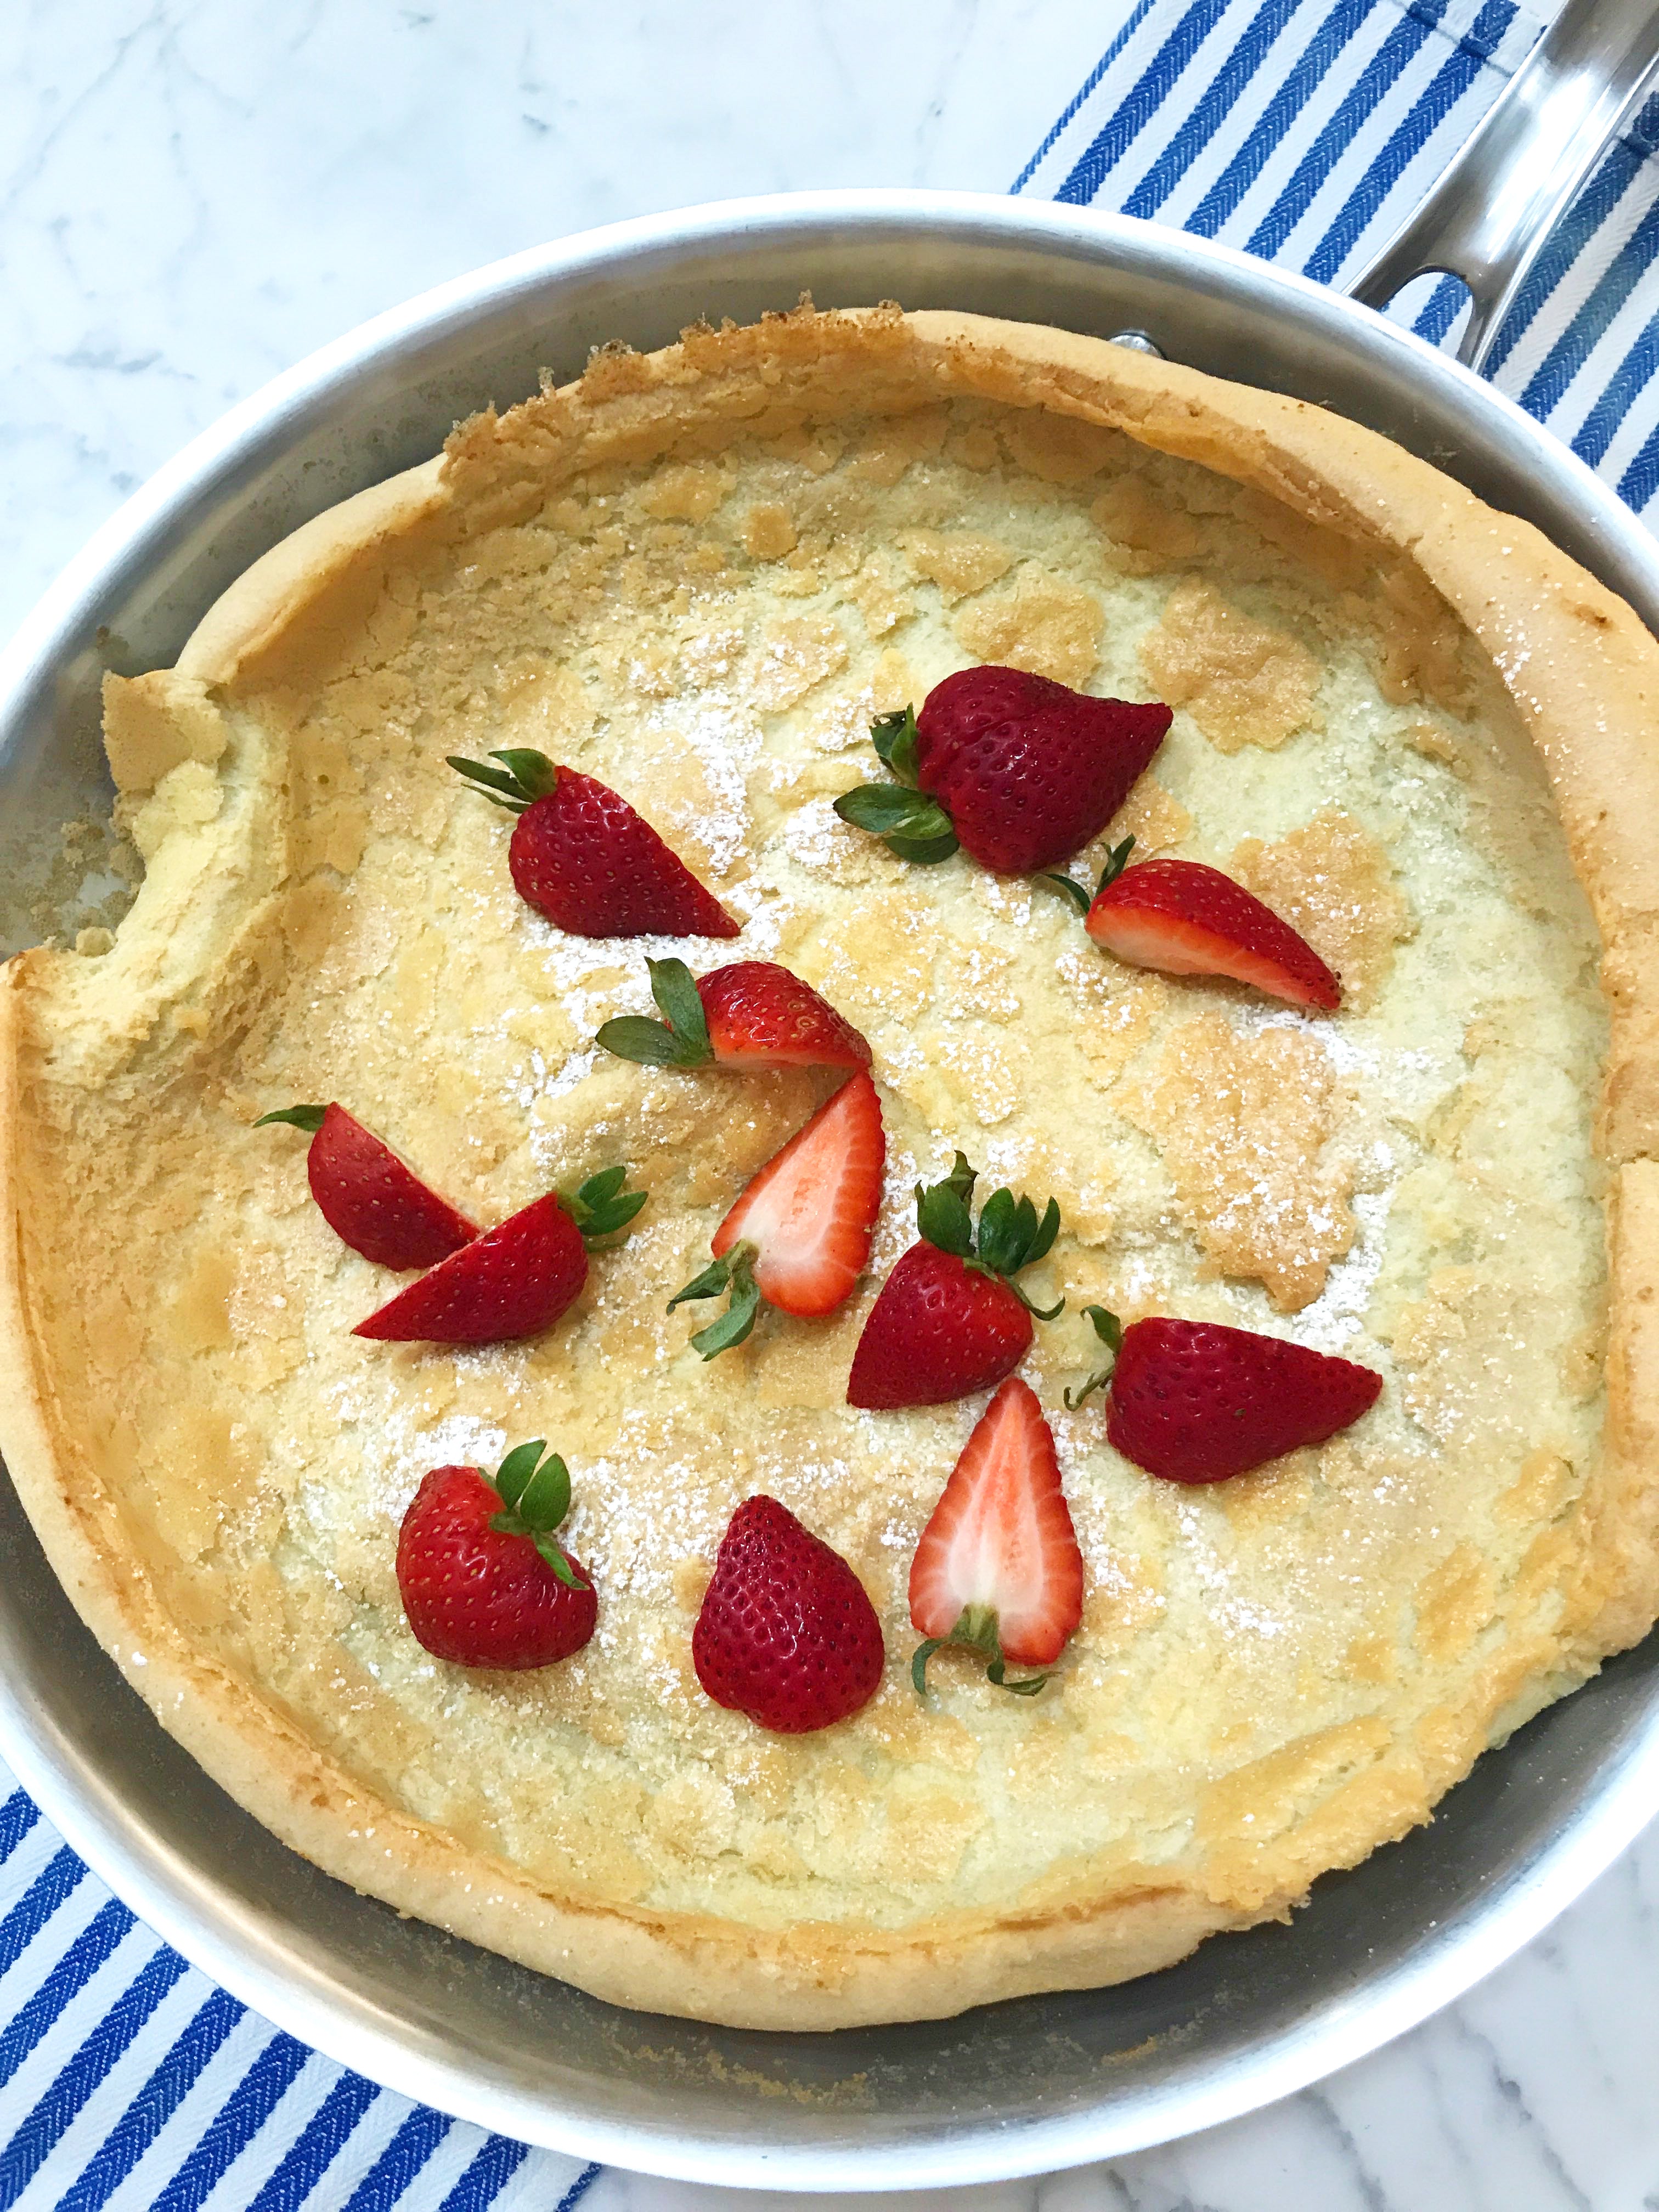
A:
871,704,921,782
914,1153,1065,1323
487,1439,586,1589
668,1239,763,1359
594,957,714,1068
1064,1304,1124,1411
557,1164,648,1246
447,748,561,815
832,705,960,867
253,1103,328,1132
912,1603,1050,1700
1041,834,1137,918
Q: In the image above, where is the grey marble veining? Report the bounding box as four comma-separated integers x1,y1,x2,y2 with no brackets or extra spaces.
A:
3,3,1655,2208
0,0,1082,634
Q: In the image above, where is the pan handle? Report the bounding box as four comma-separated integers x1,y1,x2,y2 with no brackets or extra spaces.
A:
1348,0,1659,373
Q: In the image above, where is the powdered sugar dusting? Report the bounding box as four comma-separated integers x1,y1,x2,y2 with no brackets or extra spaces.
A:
140,388,1611,1936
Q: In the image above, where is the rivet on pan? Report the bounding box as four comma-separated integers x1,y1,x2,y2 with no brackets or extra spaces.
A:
1109,329,1165,358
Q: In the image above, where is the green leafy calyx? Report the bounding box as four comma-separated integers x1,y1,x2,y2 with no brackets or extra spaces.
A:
488,1439,585,1589
667,1239,762,1360
832,704,960,866
557,1164,648,1246
914,1153,1064,1321
447,748,561,814
254,1103,328,1134
871,703,921,782
1042,834,1137,918
1064,1304,1124,1411
593,957,714,1069
912,1604,1051,1701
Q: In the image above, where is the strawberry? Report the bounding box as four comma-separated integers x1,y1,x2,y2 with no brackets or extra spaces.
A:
449,748,738,939
354,1166,645,1343
396,1440,597,1669
909,1378,1084,1697
1051,841,1340,1010
669,1072,884,1356
1068,1307,1382,1481
596,956,871,1074
692,1496,884,1732
846,1154,1063,1410
256,1102,477,1270
833,668,1171,875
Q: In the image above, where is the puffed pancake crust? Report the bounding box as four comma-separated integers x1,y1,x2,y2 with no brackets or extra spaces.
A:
4,305,1659,2030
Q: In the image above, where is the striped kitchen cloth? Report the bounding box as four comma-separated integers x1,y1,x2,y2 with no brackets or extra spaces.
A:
5,0,1659,2204
0,1768,598,2211
1015,0,1659,508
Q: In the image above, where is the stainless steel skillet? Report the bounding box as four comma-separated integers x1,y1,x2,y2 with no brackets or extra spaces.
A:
4,2,1659,2188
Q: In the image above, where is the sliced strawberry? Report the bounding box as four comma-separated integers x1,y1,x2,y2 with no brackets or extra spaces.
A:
846,1245,1031,1410
356,1195,581,1344
909,1378,1084,1695
669,1073,884,1356
256,1102,477,1270
354,1166,646,1344
847,1154,1063,1410
717,1072,883,1314
701,964,870,1069
692,1495,884,1733
595,957,871,1073
1083,853,1340,1010
450,748,738,939
1072,1308,1382,1481
833,668,1170,875
396,1442,596,1669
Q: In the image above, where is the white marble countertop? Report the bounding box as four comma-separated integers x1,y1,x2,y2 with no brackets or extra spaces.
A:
4,2,1658,2207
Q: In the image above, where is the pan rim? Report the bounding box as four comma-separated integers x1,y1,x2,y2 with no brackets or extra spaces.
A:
3,187,1657,2191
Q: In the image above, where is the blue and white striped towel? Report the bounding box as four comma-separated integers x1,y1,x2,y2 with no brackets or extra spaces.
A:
1017,0,1659,508
7,0,1659,2200
0,1773,599,2211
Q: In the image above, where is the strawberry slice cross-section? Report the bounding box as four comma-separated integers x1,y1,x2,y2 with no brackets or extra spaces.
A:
909,1377,1084,1699
449,748,738,940
354,1165,646,1344
256,1102,477,1271
595,956,871,1074
1049,840,1341,1010
668,1070,884,1357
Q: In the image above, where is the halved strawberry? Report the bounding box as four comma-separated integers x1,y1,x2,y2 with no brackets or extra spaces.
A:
396,1441,597,1669
693,1495,884,1733
354,1166,645,1343
909,1378,1084,1698
450,749,738,939
595,957,871,1073
256,1102,477,1269
833,668,1170,875
1069,1307,1382,1481
669,1072,884,1356
846,1154,1063,1410
1057,843,1340,1010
